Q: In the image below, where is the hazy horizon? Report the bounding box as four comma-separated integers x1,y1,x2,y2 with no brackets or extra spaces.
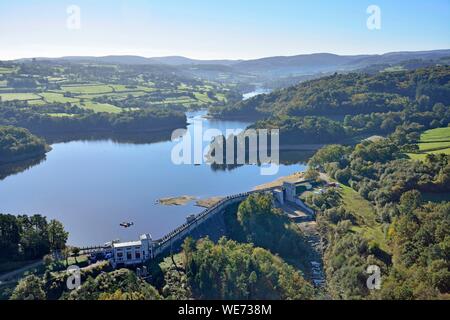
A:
3,48,450,63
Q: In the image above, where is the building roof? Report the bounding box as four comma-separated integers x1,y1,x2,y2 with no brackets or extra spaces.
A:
113,240,142,249
284,180,312,188
140,234,152,241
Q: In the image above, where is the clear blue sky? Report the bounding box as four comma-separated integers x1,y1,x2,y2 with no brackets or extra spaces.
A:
0,0,449,60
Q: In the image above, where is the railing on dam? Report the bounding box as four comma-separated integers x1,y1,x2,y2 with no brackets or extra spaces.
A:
79,186,316,261
153,187,278,251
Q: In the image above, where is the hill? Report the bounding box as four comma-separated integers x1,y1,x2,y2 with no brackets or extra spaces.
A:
0,126,49,164
11,50,450,88
211,65,450,119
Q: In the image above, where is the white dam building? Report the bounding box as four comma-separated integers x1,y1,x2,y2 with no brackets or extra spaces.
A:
111,234,153,268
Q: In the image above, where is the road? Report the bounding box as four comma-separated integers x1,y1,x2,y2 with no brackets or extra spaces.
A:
0,260,43,285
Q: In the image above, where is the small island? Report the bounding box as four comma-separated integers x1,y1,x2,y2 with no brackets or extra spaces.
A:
156,195,197,206
0,126,50,164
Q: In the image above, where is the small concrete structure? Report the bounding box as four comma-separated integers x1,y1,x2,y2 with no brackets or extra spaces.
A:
273,188,285,205
111,234,153,268
283,180,313,203
282,180,315,216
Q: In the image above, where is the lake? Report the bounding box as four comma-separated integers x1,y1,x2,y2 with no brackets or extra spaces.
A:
0,111,306,246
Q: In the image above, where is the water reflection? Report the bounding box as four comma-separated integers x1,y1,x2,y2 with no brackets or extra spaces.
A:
209,150,315,172
41,130,178,145
0,155,46,181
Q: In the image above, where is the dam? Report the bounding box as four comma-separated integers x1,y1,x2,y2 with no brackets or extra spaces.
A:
80,182,315,268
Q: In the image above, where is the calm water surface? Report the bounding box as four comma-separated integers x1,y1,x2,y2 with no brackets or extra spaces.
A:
0,111,305,246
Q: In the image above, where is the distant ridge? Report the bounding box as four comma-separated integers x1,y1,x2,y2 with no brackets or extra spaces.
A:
13,49,450,68
14,55,241,66
11,49,450,82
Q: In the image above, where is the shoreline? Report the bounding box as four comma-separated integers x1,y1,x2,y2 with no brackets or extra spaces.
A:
0,146,51,167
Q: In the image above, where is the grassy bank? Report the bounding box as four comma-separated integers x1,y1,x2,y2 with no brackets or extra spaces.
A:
408,127,450,161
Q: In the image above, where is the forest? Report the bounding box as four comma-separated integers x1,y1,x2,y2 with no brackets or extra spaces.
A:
305,129,449,299
0,126,49,163
209,66,450,146
211,66,450,119
0,214,68,269
0,102,187,135
155,193,315,300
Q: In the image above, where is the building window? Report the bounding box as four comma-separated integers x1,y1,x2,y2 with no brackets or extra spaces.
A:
135,252,141,259
127,253,132,260
117,252,123,258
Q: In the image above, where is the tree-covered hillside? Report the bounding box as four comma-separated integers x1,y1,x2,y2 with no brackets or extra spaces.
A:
211,66,450,119
209,66,450,146
0,103,187,135
306,131,450,299
0,126,49,163
182,237,314,300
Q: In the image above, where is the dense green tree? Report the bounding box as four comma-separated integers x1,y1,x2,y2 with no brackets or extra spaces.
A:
0,214,66,262
71,247,80,264
308,144,351,169
10,275,46,300
67,269,161,300
18,215,50,260
0,126,48,163
184,237,314,300
0,214,21,261
251,116,349,144
47,220,69,252
235,194,310,263
398,190,423,215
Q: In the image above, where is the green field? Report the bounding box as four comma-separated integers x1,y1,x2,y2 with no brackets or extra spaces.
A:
39,92,80,104
27,99,47,106
194,92,214,104
339,184,388,252
108,84,154,93
408,127,450,161
0,67,15,74
216,93,226,102
383,66,407,73
81,101,122,113
61,84,114,95
0,61,232,118
46,113,76,117
419,141,450,151
421,127,450,142
0,93,42,101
